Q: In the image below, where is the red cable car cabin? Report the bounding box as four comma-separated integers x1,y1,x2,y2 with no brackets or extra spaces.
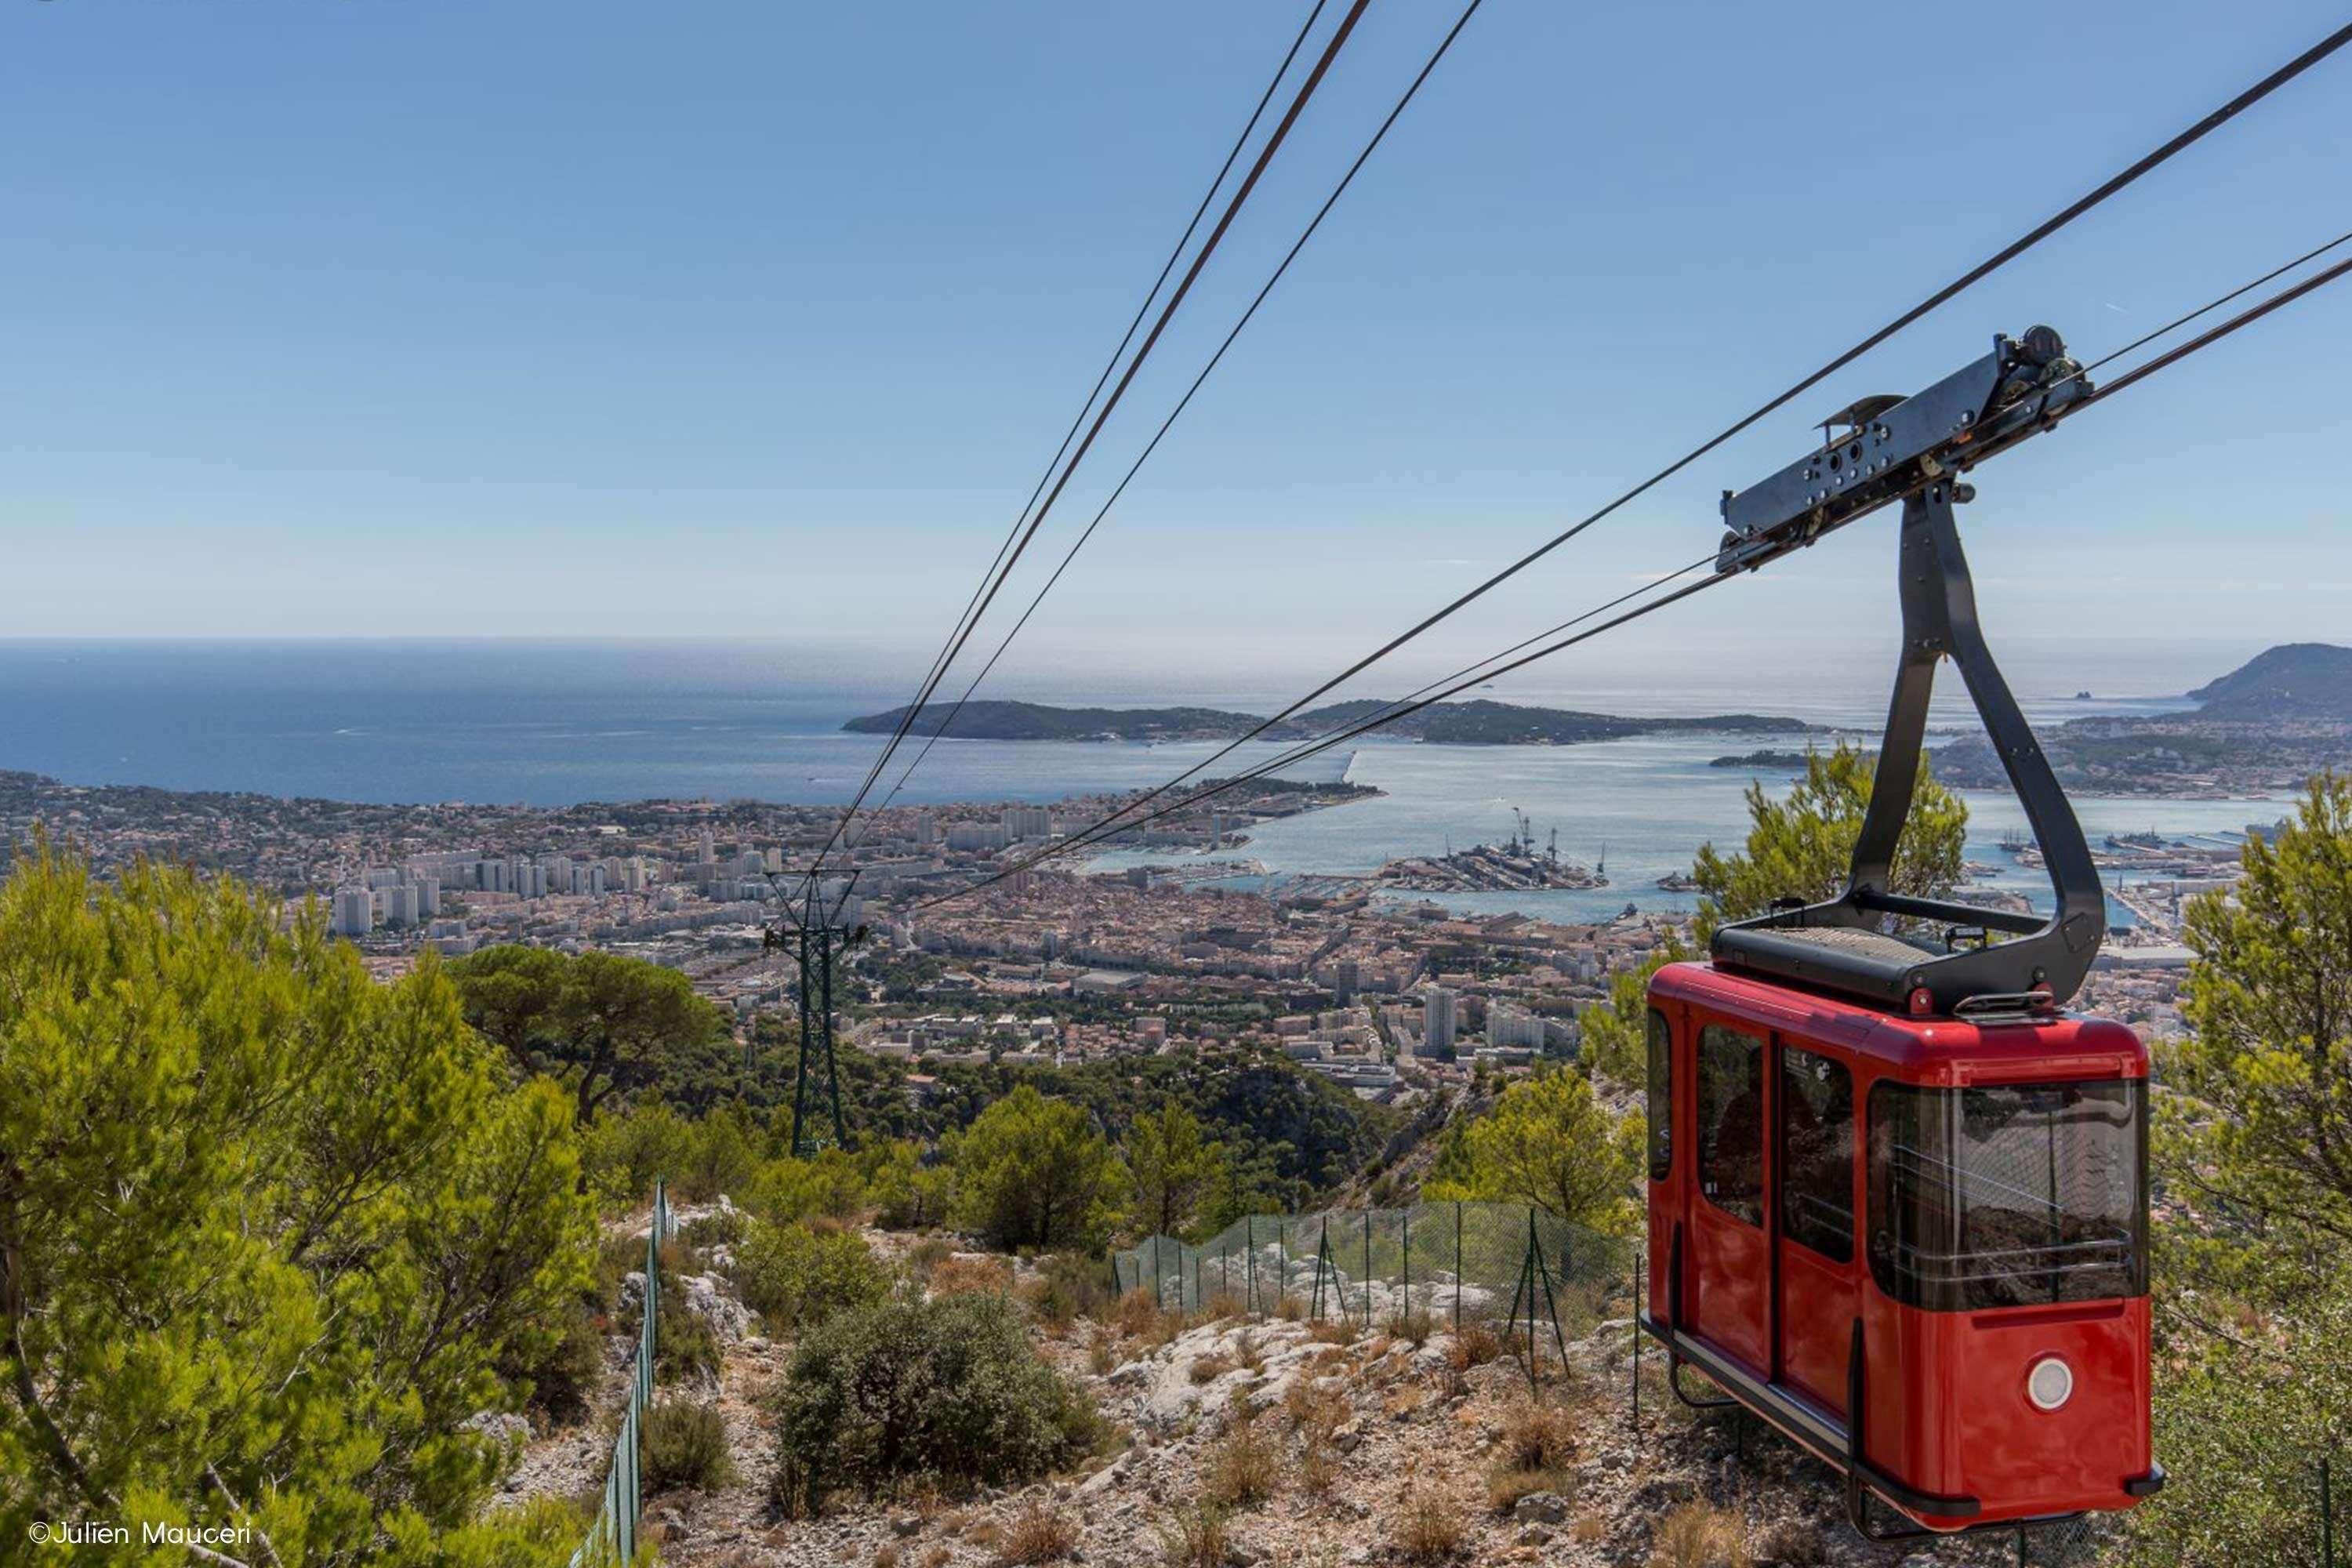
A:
1639,339,2163,1543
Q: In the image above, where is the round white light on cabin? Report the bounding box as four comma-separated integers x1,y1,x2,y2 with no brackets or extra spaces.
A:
2027,1356,2074,1412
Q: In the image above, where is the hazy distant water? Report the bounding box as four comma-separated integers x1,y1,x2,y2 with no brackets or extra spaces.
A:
0,640,2268,925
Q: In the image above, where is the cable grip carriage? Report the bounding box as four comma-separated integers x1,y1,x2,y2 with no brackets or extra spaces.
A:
1639,327,2163,1539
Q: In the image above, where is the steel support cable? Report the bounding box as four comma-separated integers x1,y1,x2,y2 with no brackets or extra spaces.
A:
803,0,1334,899
920,240,2352,911
2074,250,2352,410
943,19,2352,874
823,0,1494,913
915,555,1727,908
797,0,1377,903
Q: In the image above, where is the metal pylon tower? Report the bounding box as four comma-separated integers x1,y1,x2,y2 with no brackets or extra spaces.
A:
764,871,861,1157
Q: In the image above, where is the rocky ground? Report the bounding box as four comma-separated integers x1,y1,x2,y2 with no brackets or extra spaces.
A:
498,1206,2107,1568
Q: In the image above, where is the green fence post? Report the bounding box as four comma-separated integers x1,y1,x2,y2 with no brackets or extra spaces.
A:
1454,1201,1464,1334
1631,1253,1642,1432
1247,1217,1256,1312
2323,1452,2334,1568
1362,1211,1373,1330
1402,1210,1411,1321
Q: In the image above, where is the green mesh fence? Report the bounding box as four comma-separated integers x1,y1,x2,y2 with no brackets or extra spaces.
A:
570,1180,671,1568
1111,1200,1631,1370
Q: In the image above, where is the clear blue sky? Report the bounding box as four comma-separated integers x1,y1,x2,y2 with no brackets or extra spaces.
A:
4,1,2347,700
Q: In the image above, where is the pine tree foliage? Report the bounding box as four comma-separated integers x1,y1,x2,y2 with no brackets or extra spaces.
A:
1690,744,1966,940
0,848,594,1563
1423,1067,1642,1234
1125,1102,1222,1241
947,1086,1124,1251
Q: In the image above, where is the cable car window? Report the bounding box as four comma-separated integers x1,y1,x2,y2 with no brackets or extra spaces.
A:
1697,1023,1765,1225
1868,1079,2147,1312
1646,1009,1671,1181
1779,1047,1854,1262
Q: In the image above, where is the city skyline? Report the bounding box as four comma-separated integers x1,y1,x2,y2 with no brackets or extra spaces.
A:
5,2,2349,666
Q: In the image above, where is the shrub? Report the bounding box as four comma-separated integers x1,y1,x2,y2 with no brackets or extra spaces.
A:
732,1218,891,1333
1393,1487,1468,1563
506,1308,605,1424
869,1139,956,1231
641,1399,737,1494
655,1277,724,1381
1200,1418,1279,1509
747,1149,871,1225
1156,1504,1230,1568
1449,1323,1502,1369
1024,1251,1117,1326
773,1291,1101,1508
1386,1307,1436,1346
1188,1355,1233,1386
681,1207,749,1250
676,1105,760,1203
991,1504,1079,1566
1648,1501,1749,1568
904,1236,956,1275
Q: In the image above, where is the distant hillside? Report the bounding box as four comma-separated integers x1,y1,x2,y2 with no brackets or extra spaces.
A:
1930,642,2352,794
2187,643,2352,721
845,697,1809,746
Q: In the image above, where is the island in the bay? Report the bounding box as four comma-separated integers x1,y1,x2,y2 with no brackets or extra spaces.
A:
844,696,1813,746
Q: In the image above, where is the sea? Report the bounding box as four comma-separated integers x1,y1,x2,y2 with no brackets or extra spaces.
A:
0,639,2282,928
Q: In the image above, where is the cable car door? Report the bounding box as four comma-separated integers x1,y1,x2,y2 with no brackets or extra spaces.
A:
1687,1016,1770,1374
1773,1040,1860,1414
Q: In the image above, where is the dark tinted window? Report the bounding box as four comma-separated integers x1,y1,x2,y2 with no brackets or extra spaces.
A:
1779,1047,1854,1262
1868,1079,2147,1312
1646,1008,1672,1181
1697,1024,1765,1225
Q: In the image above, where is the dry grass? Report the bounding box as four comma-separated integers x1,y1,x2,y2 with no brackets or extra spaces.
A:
916,1548,953,1568
1385,1308,1436,1346
930,1254,1014,1296
1298,1436,1340,1497
872,1549,901,1568
1114,1288,1163,1338
1156,1504,1230,1568
1571,1512,1607,1544
1281,1376,1345,1439
1392,1487,1468,1564
1305,1316,1356,1346
1087,1334,1118,1376
1497,1397,1577,1474
1275,1294,1307,1322
1189,1355,1234,1385
991,1504,1080,1566
1202,1289,1247,1319
1433,1359,1468,1403
1647,1501,1751,1568
1448,1323,1502,1369
1232,1328,1265,1373
1381,1384,1432,1421
1200,1417,1282,1509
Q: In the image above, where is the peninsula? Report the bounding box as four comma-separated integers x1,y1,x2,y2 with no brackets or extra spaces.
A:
844,697,1810,747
